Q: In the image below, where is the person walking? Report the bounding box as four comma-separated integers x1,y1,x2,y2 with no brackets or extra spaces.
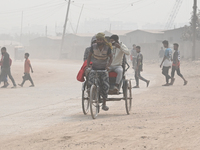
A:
170,43,187,86
160,40,173,86
0,47,16,88
0,54,12,88
18,53,34,87
133,46,150,88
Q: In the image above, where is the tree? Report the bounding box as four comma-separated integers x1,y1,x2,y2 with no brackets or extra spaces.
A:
182,10,200,41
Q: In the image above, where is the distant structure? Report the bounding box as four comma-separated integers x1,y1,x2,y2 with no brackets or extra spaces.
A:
165,0,183,29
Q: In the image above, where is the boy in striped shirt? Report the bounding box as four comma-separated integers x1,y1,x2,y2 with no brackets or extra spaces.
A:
170,43,187,85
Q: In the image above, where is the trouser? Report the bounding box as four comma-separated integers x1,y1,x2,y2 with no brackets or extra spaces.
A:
0,68,16,86
162,66,171,84
0,68,7,83
88,70,109,99
135,70,148,86
21,73,34,85
171,66,183,78
132,58,136,70
109,66,123,84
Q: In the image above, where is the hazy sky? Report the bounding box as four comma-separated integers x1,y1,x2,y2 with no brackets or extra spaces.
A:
0,0,199,34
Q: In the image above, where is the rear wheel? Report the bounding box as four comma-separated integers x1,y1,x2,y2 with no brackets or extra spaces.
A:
82,82,89,115
90,85,99,119
125,80,132,115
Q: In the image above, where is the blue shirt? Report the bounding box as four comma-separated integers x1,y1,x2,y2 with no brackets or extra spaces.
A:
164,48,172,60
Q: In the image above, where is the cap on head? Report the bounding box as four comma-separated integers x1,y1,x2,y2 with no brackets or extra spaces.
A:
110,34,119,42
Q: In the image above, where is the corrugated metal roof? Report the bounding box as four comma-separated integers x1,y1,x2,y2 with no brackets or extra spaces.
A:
109,30,133,35
127,29,165,34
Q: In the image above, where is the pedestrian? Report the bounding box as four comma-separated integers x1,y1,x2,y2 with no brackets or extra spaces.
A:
130,44,137,70
170,43,187,85
109,34,130,92
18,53,34,87
160,40,173,86
0,47,16,88
87,33,113,111
133,46,150,88
0,54,11,88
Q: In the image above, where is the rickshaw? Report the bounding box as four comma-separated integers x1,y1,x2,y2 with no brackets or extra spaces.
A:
82,56,132,119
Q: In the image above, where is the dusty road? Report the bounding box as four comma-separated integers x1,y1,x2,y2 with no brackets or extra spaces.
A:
0,59,200,150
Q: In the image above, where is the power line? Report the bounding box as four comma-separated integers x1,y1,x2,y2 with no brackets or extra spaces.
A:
0,0,60,14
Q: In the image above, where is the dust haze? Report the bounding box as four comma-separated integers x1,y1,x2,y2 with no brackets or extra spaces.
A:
0,0,200,150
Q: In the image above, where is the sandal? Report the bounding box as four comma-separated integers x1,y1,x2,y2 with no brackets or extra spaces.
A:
102,105,109,111
184,81,188,86
146,80,150,87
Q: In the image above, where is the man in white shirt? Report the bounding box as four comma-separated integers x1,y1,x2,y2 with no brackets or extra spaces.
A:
109,35,130,92
160,40,173,86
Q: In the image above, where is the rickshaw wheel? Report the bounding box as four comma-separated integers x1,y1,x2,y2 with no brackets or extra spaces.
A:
124,80,132,115
90,85,99,119
82,82,89,115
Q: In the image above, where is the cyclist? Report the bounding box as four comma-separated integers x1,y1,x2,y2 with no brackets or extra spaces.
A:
87,33,113,111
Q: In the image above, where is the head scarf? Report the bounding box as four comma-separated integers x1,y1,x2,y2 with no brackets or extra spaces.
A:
96,33,112,49
96,33,105,40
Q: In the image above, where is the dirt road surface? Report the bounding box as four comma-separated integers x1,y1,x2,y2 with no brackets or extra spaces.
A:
0,59,200,150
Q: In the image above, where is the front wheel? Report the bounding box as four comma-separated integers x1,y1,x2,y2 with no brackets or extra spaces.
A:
90,84,100,119
82,82,89,115
124,80,132,115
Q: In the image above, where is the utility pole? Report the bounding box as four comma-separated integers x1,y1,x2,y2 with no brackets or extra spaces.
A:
60,0,71,57
75,4,84,34
192,0,197,60
45,25,47,37
20,11,23,44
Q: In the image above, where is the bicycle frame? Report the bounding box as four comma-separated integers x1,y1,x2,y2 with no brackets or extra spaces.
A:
92,70,107,102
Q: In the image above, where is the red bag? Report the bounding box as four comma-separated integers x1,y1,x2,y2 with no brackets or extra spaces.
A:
77,60,92,82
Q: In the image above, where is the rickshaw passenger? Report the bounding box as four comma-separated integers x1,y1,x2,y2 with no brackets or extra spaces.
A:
87,33,113,111
83,36,97,62
83,36,97,77
109,35,130,92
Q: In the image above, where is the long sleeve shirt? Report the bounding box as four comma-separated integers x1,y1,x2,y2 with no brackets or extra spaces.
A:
2,52,10,69
111,42,130,66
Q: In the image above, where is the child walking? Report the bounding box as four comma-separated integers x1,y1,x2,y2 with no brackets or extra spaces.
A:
18,53,34,87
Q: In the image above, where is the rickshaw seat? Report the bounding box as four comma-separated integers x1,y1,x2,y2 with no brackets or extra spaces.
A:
109,72,117,78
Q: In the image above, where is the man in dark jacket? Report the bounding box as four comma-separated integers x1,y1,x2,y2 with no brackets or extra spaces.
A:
0,47,16,88
83,36,96,62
